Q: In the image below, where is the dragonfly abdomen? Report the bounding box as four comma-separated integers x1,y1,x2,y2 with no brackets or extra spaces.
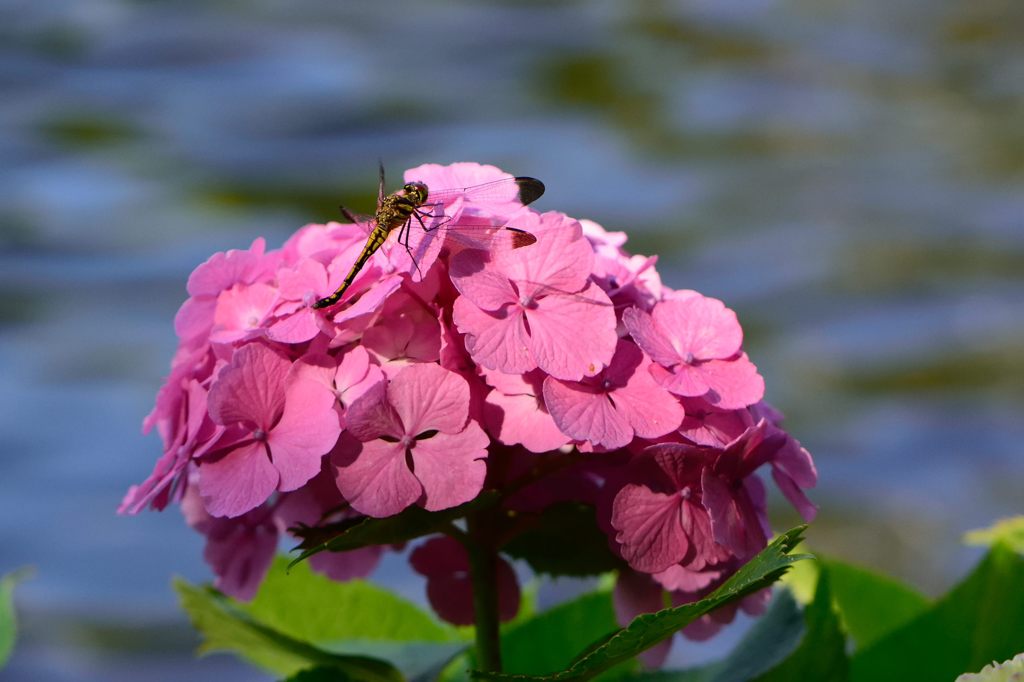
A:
311,224,391,309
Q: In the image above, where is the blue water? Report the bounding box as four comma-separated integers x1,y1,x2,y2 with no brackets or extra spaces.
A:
2,0,1022,678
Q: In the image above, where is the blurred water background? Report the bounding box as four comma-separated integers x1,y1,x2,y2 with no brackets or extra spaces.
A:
1,0,1022,679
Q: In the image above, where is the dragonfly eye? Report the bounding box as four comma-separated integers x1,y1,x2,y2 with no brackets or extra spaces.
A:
404,182,428,202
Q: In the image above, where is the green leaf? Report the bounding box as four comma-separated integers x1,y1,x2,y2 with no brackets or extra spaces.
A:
754,567,849,682
1,568,31,668
281,666,357,681
290,493,497,567
821,558,928,649
503,503,624,577
175,578,401,681
851,543,1024,681
499,590,634,678
247,557,458,645
964,516,1024,555
628,588,807,682
472,525,810,681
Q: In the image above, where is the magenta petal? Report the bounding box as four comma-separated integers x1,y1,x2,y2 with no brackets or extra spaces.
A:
543,377,633,449
653,296,743,360
410,427,488,511
310,546,383,582
266,309,321,344
611,484,688,573
608,345,685,440
208,343,290,429
622,307,680,367
613,570,673,668
494,211,592,294
527,282,617,381
650,362,712,398
484,390,569,453
453,296,535,375
199,442,279,518
652,564,722,592
700,469,766,559
344,383,403,442
388,363,470,436
174,297,216,341
772,466,818,522
204,518,278,601
695,354,765,409
267,378,341,491
332,435,422,518
450,252,518,311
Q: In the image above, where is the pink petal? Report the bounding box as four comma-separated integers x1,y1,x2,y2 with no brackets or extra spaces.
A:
267,378,341,491
622,307,680,367
652,296,743,360
493,211,592,296
174,297,216,342
772,466,818,522
543,377,634,449
453,296,535,375
700,469,766,560
694,354,765,409
210,283,277,344
344,382,402,441
409,427,489,511
649,362,712,398
611,484,689,573
449,252,518,311
204,517,278,601
607,343,685,440
527,282,617,381
613,570,672,668
208,343,290,430
310,547,383,582
198,442,279,518
266,309,321,343
186,238,267,297
483,390,569,453
387,363,471,437
331,435,422,518
652,564,722,592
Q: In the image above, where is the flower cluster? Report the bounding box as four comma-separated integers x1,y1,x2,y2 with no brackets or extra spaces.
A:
123,162,816,659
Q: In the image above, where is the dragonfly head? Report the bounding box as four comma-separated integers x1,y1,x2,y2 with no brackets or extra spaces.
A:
402,182,429,205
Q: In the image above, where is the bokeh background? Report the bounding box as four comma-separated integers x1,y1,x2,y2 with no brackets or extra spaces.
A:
2,0,1022,679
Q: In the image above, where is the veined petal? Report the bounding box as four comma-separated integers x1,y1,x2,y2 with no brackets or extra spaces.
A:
409,426,488,511
331,434,422,518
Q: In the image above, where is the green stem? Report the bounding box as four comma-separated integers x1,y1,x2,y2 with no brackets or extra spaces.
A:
466,512,503,672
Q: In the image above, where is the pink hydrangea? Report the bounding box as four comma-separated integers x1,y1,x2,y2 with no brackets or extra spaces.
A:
331,362,489,518
124,162,816,652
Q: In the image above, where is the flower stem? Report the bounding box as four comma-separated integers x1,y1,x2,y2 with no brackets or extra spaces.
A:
466,512,503,672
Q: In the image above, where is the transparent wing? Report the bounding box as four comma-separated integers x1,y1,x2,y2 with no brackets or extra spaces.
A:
419,176,545,207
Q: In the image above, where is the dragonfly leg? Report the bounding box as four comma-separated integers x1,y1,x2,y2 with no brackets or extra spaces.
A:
377,161,386,207
414,207,451,232
397,218,425,281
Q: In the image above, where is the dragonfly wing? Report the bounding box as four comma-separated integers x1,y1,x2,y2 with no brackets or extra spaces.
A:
419,177,546,208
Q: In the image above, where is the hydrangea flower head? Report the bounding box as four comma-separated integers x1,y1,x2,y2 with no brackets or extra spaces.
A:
124,162,817,657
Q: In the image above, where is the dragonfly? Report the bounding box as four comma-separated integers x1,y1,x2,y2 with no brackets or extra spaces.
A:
313,164,546,309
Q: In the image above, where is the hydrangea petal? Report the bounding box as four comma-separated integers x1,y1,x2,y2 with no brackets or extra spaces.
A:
267,378,341,491
694,355,765,409
700,469,766,560
453,297,534,375
332,435,423,518
652,296,742,361
199,442,279,518
622,307,681,366
410,428,488,511
208,344,290,430
388,363,470,436
612,484,689,573
483,390,569,453
544,378,633,449
527,282,617,381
